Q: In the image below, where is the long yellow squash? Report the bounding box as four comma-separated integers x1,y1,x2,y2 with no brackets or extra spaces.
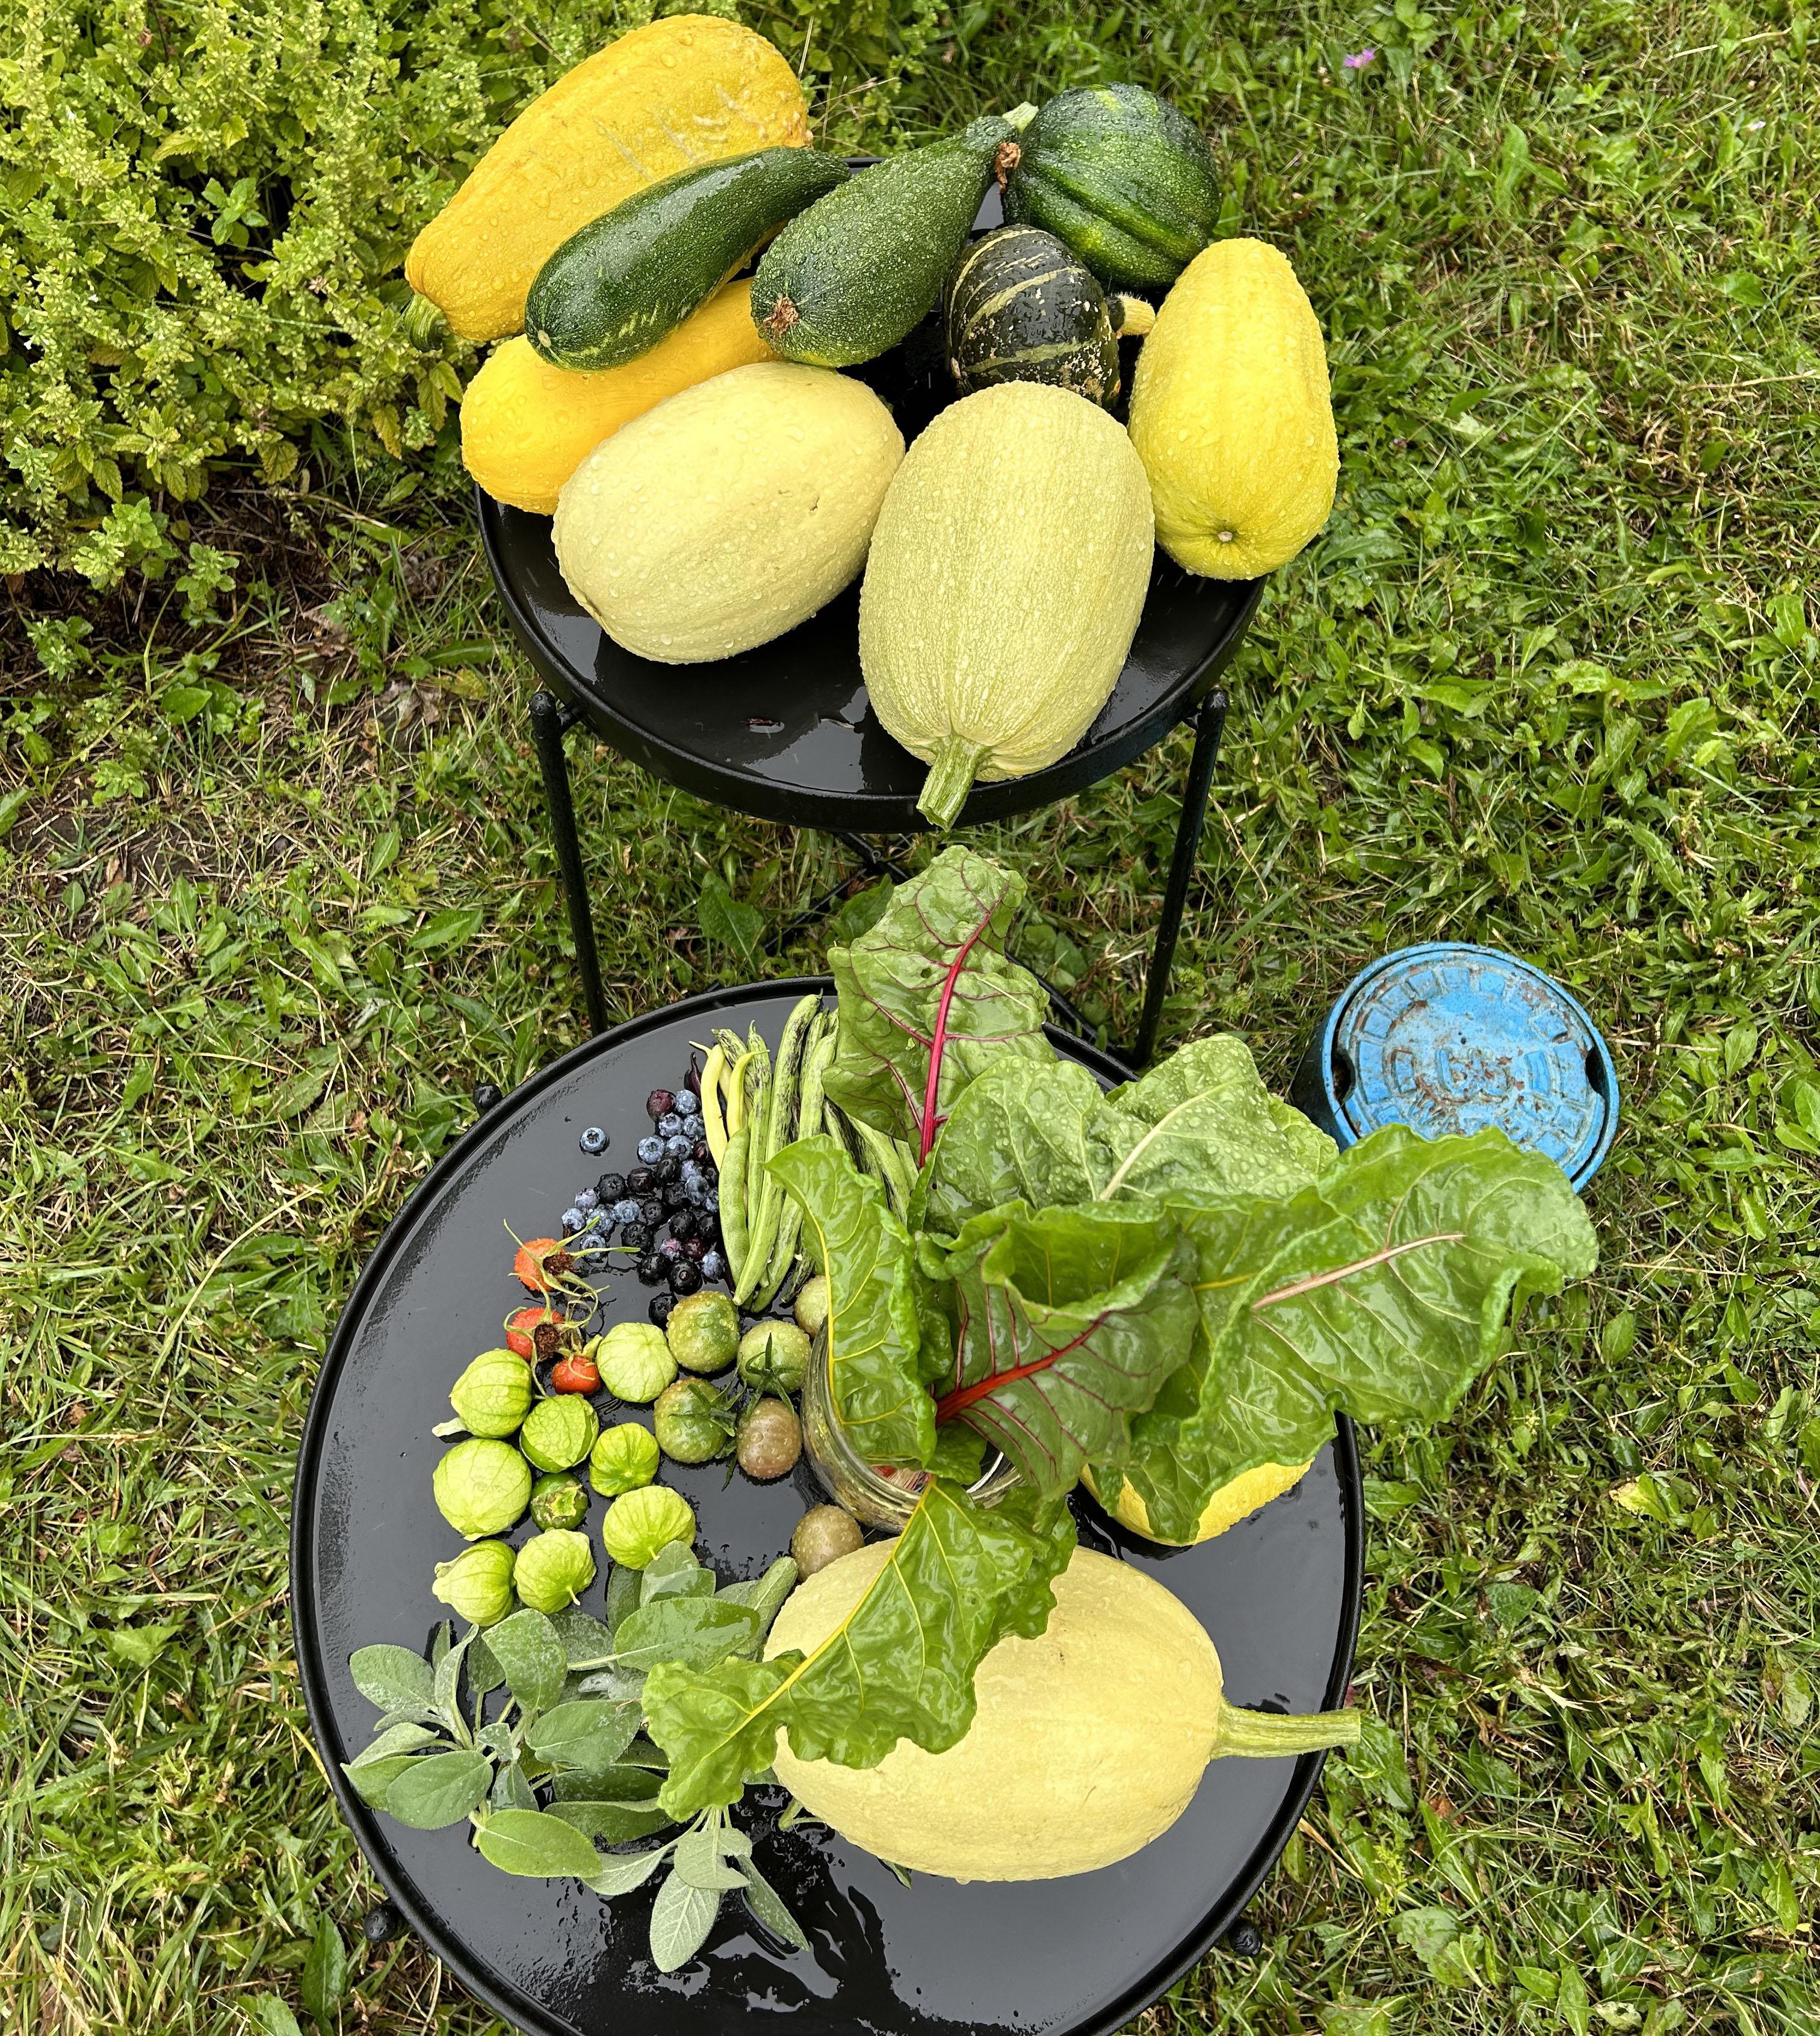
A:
460,285,773,514
407,16,810,343
858,382,1154,828
768,1546,1358,1881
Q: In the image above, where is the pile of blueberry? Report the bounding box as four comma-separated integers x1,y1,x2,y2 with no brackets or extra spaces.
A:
559,1074,723,1327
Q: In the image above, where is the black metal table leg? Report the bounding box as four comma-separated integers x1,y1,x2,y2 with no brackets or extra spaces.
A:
528,687,608,1039
1130,688,1229,1069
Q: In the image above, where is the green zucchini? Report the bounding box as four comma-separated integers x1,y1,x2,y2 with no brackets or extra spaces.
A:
753,108,1035,368
527,148,849,371
945,224,1151,408
1003,85,1219,292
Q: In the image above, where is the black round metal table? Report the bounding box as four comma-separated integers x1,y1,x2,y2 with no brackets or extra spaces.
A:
294,983,1363,2036
478,178,1266,1065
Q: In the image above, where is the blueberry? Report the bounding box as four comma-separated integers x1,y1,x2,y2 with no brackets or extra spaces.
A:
654,1153,681,1185
613,1198,641,1225
664,1134,692,1159
669,1260,702,1296
670,1208,697,1243
637,1252,668,1286
682,1236,707,1263
646,1089,675,1122
627,1167,654,1194
580,1126,608,1155
639,1197,664,1228
574,1187,599,1212
699,1250,726,1283
657,1112,682,1139
691,1140,712,1166
702,1186,720,1214
560,1207,584,1233
637,1136,663,1165
678,1090,701,1118
649,1292,675,1328
597,1172,627,1201
658,1236,682,1261
621,1224,651,1252
662,1180,690,1211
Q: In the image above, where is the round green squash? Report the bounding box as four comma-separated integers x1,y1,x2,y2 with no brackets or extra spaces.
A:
1004,84,1219,292
767,1546,1359,1881
858,381,1154,827
944,226,1133,407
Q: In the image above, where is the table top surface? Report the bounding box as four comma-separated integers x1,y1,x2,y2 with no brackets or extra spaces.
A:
480,185,1264,831
293,982,1361,2036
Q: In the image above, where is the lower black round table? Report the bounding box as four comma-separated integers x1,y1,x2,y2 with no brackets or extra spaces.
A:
478,178,1266,1068
294,984,1363,2036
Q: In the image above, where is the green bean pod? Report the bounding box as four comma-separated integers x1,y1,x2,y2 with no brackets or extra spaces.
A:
720,1122,752,1284
737,994,819,1304
754,1022,834,1308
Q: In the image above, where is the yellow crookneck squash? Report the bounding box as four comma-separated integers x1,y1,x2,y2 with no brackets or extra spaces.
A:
407,16,810,343
460,284,773,515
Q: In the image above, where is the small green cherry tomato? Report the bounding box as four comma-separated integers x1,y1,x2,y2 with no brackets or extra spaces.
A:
653,1377,734,1465
666,1290,740,1375
794,1275,831,1340
737,1319,811,1394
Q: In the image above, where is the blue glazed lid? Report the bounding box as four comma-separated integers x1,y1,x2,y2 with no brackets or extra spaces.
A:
1308,944,1618,1187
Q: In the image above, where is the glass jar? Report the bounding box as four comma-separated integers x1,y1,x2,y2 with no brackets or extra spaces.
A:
800,1323,1020,1529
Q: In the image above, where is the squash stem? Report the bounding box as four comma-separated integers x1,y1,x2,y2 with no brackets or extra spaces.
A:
1212,1702,1361,1762
917,738,991,830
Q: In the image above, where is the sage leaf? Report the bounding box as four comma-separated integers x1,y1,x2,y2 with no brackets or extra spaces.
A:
585,1845,672,1898
348,1721,441,1765
468,1633,504,1700
491,1759,538,1812
433,1626,474,1727
649,1870,720,1973
825,847,1052,1157
639,1542,712,1606
646,1479,1073,1817
769,1137,931,1467
612,1598,758,1674
523,1699,640,1774
1116,1126,1601,1541
740,1860,809,1952
674,1820,751,1891
716,1558,799,1656
300,1913,347,2025
605,1562,642,1638
474,1807,604,1880
547,1798,676,1843
382,1749,491,1828
342,1753,420,1807
548,1605,616,1668
551,1763,662,1804
574,1665,647,1703
930,1198,1197,1502
349,1644,434,1714
485,1607,566,1717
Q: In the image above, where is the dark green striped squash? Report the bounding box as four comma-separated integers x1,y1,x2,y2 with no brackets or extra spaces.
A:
1004,85,1220,292
944,226,1151,408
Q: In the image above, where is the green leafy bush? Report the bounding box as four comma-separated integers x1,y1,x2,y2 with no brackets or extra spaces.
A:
1,0,936,587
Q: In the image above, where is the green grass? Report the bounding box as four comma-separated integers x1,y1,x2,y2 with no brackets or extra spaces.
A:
4,0,1818,2029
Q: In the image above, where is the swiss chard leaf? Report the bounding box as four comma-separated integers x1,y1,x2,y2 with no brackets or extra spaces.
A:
930,1201,1198,1501
770,1135,931,1468
919,1038,1334,1236
1110,1126,1599,1540
825,847,1053,1160
611,1598,760,1673
644,1481,1074,1818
